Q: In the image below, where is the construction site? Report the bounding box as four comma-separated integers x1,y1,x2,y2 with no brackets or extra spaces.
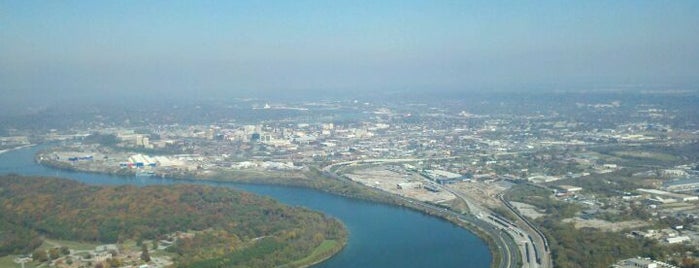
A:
342,166,457,204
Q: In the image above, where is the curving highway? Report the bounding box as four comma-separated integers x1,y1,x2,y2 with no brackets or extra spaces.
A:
497,192,552,268
322,159,522,268
391,193,520,268
442,186,525,268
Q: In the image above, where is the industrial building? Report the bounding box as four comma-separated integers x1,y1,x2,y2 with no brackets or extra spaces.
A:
665,236,690,244
637,188,699,203
421,169,467,184
663,177,699,192
613,257,678,268
397,182,422,190
423,184,441,192
555,185,583,194
527,175,561,183
120,154,158,168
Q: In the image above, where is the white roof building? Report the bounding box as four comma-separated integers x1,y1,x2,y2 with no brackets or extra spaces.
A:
665,236,690,244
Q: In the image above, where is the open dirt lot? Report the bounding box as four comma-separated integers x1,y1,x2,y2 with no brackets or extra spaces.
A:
562,217,649,232
510,201,546,219
451,180,510,209
344,167,456,203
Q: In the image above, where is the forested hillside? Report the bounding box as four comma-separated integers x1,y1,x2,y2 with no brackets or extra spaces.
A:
0,175,346,267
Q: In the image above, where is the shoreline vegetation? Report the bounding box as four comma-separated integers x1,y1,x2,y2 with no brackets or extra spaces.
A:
0,174,347,268
35,146,503,268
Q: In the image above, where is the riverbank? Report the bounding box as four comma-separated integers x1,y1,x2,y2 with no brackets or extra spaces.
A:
1,174,350,268
201,169,506,268
290,239,345,268
35,148,504,268
0,144,35,155
1,143,493,267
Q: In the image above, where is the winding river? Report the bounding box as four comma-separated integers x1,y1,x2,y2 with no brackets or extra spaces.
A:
0,145,491,267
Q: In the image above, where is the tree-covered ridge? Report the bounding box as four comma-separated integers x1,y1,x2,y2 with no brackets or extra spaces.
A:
0,175,346,267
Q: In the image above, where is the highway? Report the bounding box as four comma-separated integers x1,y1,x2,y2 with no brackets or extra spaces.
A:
392,193,520,268
321,160,522,268
442,185,531,268
322,157,457,173
497,193,552,268
446,183,552,268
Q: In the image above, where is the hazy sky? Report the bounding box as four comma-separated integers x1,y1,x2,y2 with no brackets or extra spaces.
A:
1,1,698,105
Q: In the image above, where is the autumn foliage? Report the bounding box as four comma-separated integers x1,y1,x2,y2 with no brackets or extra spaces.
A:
0,175,346,267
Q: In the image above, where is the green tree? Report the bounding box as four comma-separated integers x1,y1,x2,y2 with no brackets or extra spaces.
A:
32,249,48,262
107,257,122,267
49,247,60,260
141,244,151,262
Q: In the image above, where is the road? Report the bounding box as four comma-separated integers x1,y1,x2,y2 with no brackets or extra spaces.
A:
446,182,552,268
497,193,552,268
321,160,521,268
322,157,457,173
442,185,531,268
392,193,520,268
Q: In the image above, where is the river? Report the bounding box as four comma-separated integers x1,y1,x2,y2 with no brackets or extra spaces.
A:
0,145,491,267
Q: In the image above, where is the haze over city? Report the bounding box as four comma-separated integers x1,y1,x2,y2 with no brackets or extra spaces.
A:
2,0,698,108
1,2,699,268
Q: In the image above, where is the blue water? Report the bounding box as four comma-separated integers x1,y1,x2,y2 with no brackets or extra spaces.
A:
0,145,491,267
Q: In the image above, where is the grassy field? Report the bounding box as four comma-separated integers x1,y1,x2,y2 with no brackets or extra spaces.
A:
0,256,36,268
581,151,624,163
612,150,678,162
286,239,342,267
40,239,100,251
0,239,99,268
